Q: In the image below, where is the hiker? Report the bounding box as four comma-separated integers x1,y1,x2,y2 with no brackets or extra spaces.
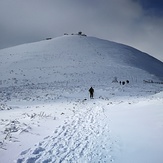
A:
89,87,94,99
122,81,125,85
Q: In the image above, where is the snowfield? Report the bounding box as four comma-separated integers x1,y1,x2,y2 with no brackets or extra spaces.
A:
0,35,163,163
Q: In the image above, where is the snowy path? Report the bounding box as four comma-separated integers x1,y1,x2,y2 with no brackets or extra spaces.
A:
16,100,117,163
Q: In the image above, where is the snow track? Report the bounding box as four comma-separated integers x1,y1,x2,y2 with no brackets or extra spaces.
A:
17,100,116,163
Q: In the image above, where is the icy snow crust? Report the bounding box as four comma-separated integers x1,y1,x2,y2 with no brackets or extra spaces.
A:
0,35,163,163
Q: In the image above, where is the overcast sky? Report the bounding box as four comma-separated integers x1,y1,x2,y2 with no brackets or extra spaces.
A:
0,0,163,61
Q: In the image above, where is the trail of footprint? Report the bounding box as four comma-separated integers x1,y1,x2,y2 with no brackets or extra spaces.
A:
17,101,116,163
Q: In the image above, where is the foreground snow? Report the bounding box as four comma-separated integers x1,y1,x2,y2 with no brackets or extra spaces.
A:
109,96,163,163
0,85,163,163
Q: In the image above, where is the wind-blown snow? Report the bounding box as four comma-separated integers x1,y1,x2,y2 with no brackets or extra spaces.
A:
0,35,163,163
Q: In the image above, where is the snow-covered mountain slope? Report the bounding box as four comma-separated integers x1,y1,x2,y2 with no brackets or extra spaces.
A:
0,35,163,89
0,35,163,163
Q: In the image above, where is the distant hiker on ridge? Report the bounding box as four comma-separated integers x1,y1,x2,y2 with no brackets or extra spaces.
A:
89,87,94,99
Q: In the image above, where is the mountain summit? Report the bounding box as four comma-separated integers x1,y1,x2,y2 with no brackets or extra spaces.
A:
0,35,163,88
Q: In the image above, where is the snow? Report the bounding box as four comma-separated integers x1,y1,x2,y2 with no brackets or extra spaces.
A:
0,35,163,163
109,98,163,163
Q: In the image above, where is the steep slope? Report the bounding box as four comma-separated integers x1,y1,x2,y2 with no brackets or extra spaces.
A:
0,35,163,89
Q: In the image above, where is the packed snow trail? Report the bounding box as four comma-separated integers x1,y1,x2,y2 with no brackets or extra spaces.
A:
17,100,117,163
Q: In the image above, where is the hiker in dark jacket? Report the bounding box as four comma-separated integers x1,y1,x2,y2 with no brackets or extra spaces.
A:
89,87,94,99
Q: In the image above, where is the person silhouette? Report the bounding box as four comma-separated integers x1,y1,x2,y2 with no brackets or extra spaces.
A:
89,87,94,99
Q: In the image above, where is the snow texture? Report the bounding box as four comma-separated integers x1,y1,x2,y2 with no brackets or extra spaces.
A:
0,35,163,163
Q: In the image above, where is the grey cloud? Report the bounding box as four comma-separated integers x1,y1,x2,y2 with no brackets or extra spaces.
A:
0,0,163,61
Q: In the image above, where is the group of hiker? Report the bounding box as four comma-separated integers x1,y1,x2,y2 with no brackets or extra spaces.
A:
89,79,129,99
